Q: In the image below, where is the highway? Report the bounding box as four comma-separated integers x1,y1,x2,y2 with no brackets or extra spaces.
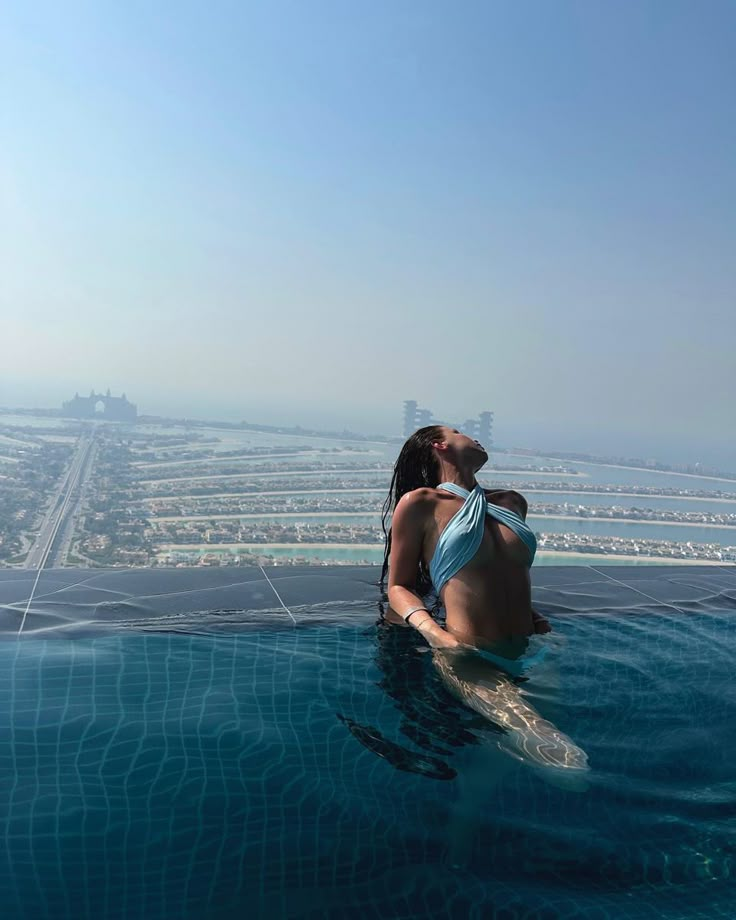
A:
23,431,98,570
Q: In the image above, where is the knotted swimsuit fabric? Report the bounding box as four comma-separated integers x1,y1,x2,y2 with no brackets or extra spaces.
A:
429,483,537,595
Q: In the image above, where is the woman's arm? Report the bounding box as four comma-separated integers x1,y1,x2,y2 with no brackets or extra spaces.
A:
387,491,463,649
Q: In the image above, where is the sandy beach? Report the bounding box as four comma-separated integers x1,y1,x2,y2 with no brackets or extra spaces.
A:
139,487,387,502
156,542,383,552
140,468,390,485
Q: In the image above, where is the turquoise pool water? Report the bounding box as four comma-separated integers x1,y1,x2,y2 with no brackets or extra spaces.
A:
0,594,734,918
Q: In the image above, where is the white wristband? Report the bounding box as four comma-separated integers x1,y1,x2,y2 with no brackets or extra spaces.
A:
401,605,429,623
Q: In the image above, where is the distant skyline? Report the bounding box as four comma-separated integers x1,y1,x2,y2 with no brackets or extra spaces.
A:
2,2,734,468
2,383,735,473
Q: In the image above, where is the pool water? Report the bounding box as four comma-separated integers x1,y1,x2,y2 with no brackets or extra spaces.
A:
0,600,735,919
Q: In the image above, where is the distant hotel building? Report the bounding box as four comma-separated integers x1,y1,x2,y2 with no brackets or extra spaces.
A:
402,401,493,446
62,389,137,422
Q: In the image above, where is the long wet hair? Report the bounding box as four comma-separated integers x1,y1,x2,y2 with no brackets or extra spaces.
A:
380,425,445,596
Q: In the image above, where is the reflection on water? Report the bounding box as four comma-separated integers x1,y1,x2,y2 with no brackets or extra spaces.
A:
432,646,589,780
1,602,736,917
341,606,589,787
336,713,457,780
336,612,485,780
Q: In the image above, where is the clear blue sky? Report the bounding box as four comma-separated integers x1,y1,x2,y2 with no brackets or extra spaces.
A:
2,1,734,464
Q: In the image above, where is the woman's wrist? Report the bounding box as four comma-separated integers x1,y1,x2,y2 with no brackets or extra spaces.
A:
400,604,429,622
414,616,439,636
416,619,462,649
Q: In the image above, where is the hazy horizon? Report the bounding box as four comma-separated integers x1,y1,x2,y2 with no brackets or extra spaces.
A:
2,380,735,472
2,2,734,469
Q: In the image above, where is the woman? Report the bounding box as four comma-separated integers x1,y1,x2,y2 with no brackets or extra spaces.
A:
380,425,589,776
381,425,550,657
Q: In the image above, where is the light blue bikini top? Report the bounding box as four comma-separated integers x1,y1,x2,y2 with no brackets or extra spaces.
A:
429,482,537,595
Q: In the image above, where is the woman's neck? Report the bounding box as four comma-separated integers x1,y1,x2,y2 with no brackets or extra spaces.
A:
436,461,477,492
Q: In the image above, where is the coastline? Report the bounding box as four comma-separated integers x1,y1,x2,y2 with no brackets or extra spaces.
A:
139,468,391,485
536,550,728,566
152,512,380,522
139,487,388,502
150,510,736,529
539,456,736,484
141,488,736,505
526,490,736,504
154,542,733,566
488,470,586,478
527,514,736,530
156,542,384,551
141,467,586,486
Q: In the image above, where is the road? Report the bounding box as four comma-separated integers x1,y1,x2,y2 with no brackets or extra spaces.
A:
23,431,98,570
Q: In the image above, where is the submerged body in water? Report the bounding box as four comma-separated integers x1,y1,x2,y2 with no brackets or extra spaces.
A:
383,425,589,777
432,644,589,778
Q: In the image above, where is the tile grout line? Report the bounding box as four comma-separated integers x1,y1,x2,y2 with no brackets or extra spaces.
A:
17,566,47,636
258,566,297,625
589,566,687,614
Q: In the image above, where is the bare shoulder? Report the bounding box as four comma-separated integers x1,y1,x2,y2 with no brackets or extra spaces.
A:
394,487,436,518
389,489,435,588
484,488,528,518
396,487,436,507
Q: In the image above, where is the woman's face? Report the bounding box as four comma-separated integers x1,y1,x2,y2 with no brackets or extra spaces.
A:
438,427,489,468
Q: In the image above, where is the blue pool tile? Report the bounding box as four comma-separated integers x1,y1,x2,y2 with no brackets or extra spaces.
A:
590,567,736,613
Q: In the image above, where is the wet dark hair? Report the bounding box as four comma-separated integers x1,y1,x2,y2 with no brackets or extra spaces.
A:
380,425,445,595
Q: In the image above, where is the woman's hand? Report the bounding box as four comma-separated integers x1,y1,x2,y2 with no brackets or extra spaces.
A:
427,630,466,650
531,610,552,634
415,619,466,650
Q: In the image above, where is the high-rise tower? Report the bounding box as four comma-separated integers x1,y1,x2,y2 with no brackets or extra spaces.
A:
402,401,492,443
478,411,494,448
402,401,418,438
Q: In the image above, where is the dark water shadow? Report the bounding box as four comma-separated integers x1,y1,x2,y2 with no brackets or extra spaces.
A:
335,601,507,780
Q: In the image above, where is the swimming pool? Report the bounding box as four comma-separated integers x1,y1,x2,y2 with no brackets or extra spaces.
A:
0,565,734,919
